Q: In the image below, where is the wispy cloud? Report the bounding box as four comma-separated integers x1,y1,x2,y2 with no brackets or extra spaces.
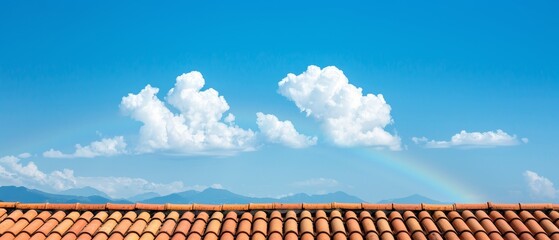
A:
523,170,557,199
293,177,340,187
43,136,127,158
256,112,317,148
412,130,527,148
278,65,401,150
17,152,32,159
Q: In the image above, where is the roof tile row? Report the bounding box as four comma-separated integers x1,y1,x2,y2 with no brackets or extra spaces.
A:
1,202,557,212
1,203,559,240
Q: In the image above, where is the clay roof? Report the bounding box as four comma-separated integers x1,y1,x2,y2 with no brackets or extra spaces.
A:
0,202,558,240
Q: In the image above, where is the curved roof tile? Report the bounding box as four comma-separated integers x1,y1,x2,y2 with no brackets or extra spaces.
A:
0,202,558,239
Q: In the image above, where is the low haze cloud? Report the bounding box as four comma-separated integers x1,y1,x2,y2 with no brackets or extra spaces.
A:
413,130,527,148
43,136,127,158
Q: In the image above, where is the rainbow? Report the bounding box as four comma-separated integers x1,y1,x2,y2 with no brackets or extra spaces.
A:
350,148,481,203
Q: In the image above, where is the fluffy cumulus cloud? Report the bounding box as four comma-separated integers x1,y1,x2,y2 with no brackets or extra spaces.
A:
256,112,317,148
278,65,401,150
43,136,127,158
412,130,527,148
120,71,255,155
0,155,217,198
524,171,557,199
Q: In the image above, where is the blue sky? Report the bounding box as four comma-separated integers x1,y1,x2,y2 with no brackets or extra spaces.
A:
1,0,558,202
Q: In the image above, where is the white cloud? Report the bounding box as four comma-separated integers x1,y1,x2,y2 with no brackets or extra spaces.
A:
278,65,401,150
256,112,317,148
413,130,526,148
43,136,127,158
17,152,32,159
293,177,340,187
0,155,73,191
523,171,557,199
0,155,218,198
120,71,256,155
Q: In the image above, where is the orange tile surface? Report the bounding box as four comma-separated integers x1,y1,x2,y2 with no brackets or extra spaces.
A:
0,202,558,240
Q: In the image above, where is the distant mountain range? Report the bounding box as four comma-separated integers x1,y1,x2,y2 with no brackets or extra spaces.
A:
377,193,444,204
0,186,128,204
140,188,364,204
0,185,440,204
59,186,111,199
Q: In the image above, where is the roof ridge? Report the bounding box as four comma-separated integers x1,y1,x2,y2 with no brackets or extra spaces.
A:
0,202,557,211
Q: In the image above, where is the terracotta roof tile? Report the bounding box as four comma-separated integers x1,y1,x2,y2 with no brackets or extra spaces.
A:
360,211,378,237
249,203,273,210
393,204,421,211
14,232,31,240
106,204,135,211
489,203,521,211
549,211,559,224
362,203,392,211
458,210,490,240
164,204,192,211
268,211,283,236
375,211,392,237
269,232,283,240
0,210,23,234
388,212,409,240
157,218,177,237
192,204,221,211
284,232,297,240
236,212,253,236
0,208,7,220
203,212,223,238
220,211,238,236
5,210,38,236
454,203,489,210
78,213,107,238
142,217,163,238
0,203,17,208
345,211,363,238
76,204,106,211
22,212,51,236
220,232,234,240
65,219,89,239
2,202,559,240
283,212,298,236
330,210,347,237
273,203,302,210
97,213,120,234
34,211,66,237
127,213,150,236
222,204,248,211
316,210,331,236
173,217,193,237
112,217,134,236
332,202,362,210
303,203,331,210
402,212,425,240
46,204,78,211
417,211,439,235
422,204,454,211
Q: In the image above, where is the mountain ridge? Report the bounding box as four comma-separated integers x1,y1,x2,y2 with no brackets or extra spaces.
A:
0,186,441,204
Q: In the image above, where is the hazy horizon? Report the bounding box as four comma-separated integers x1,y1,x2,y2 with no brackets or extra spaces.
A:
1,1,558,203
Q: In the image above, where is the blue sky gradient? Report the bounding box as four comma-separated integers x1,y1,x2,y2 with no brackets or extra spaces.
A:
1,0,558,202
